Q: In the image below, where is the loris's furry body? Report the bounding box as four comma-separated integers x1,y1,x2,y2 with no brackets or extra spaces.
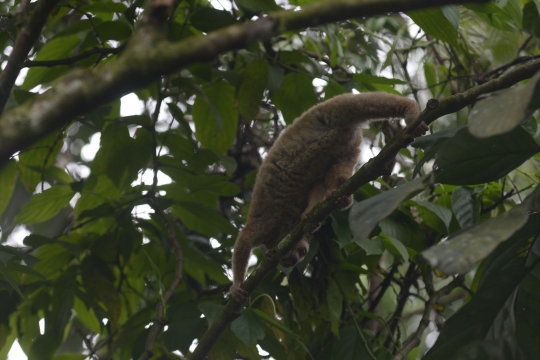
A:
230,92,426,302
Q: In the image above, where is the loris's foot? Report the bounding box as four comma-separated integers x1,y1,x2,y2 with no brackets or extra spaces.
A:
326,190,353,210
414,122,429,137
228,283,248,303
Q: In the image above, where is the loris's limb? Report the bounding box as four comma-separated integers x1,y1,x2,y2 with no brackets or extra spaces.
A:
324,162,356,210
301,182,326,220
229,225,254,302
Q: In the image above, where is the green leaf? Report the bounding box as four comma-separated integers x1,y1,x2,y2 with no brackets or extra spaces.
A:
272,73,318,124
234,0,280,13
327,279,343,336
172,202,236,237
353,73,406,86
451,187,475,228
16,185,75,225
380,234,409,262
22,35,82,90
0,160,18,217
442,5,460,29
468,71,540,137
332,326,371,359
198,302,224,326
421,187,540,274
349,176,429,241
424,215,540,360
435,126,540,185
6,261,46,280
0,250,14,265
0,264,24,298
190,8,237,32
408,8,458,48
192,81,238,153
237,59,269,120
231,309,266,346
19,131,64,191
354,237,384,256
523,1,540,38
413,201,452,233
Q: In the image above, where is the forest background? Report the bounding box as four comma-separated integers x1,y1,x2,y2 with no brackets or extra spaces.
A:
0,0,539,359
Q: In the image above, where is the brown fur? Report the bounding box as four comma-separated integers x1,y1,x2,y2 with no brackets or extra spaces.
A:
229,92,426,302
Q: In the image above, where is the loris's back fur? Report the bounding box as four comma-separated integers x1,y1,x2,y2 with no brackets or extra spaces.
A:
248,92,421,247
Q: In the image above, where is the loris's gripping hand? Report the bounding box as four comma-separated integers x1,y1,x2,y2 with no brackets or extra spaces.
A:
229,283,248,303
412,121,429,137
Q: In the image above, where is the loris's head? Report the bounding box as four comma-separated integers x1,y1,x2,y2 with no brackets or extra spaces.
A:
280,236,312,268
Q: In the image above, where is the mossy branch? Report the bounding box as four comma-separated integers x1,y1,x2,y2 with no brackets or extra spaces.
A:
0,0,488,167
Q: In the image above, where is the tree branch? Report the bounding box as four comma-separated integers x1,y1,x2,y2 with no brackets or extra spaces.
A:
392,275,464,360
0,0,61,114
0,0,488,167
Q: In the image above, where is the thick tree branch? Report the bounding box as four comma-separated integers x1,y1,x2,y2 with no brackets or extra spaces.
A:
0,0,61,114
0,0,488,167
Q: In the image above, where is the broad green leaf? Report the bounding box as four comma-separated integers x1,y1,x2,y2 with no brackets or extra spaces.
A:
451,187,476,228
6,261,45,280
190,8,237,32
523,1,540,38
0,250,14,265
331,211,353,247
234,0,280,13
192,81,238,153
349,176,429,241
198,302,224,326
231,309,266,346
468,71,540,137
173,201,236,236
425,214,540,360
421,187,540,274
332,326,371,359
323,82,348,100
485,27,521,65
237,59,269,120
413,201,452,233
378,211,424,250
0,160,18,217
272,73,318,124
73,297,101,334
16,185,75,225
0,264,23,298
162,318,206,353
354,237,384,256
353,74,406,86
19,131,64,191
435,126,540,185
327,279,343,336
22,35,81,90
442,6,460,29
380,234,409,262
408,8,458,48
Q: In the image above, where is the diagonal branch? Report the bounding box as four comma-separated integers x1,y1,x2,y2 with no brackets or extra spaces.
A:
0,0,61,114
0,0,488,167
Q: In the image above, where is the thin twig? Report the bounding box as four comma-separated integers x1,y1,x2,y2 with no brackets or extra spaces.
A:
392,275,464,360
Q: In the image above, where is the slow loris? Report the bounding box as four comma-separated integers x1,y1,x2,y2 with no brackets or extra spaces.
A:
230,92,427,302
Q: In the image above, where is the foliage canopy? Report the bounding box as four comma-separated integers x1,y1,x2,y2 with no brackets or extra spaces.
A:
0,0,540,359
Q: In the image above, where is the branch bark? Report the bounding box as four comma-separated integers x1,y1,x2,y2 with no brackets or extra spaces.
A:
0,0,488,167
0,0,61,114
